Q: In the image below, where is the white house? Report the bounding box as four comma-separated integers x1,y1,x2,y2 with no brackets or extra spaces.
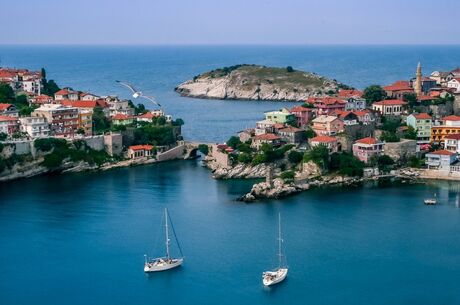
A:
372,100,407,115
19,117,50,138
425,150,457,170
444,134,460,154
446,78,460,93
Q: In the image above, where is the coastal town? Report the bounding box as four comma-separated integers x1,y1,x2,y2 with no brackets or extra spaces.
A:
203,63,460,199
0,67,186,181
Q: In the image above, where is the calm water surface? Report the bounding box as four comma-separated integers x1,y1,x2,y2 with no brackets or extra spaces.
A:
1,45,460,304
1,161,460,305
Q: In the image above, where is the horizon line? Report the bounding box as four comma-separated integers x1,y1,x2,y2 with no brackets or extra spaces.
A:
1,43,460,47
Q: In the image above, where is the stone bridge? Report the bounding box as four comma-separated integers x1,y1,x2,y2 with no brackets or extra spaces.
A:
183,141,213,159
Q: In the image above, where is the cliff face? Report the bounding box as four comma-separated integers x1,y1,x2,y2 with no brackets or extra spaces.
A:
175,65,342,101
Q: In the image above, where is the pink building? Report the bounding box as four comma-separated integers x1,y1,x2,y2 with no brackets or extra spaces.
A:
305,97,347,115
352,137,384,163
311,115,345,136
290,105,315,127
0,116,19,136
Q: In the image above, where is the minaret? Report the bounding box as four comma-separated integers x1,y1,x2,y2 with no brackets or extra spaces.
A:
415,62,422,97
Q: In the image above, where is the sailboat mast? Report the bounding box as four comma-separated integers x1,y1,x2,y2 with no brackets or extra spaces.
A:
278,213,282,268
165,208,170,259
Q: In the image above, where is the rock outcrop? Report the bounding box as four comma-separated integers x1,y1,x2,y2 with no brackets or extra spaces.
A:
175,64,343,101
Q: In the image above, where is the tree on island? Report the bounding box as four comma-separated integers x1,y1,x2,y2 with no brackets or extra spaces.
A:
363,85,386,104
286,66,295,73
226,136,242,149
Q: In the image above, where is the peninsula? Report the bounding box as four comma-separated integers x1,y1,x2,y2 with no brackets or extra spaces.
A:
175,64,345,101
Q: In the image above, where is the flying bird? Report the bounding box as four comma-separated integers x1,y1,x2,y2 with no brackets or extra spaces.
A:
116,80,162,108
116,80,141,98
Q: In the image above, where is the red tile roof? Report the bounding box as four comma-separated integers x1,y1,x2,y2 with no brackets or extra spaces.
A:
310,135,337,143
383,80,413,92
355,137,379,145
0,103,14,111
306,97,347,106
442,115,460,122
290,105,314,112
429,150,456,156
338,89,363,98
412,113,432,119
137,112,158,119
373,99,407,106
54,89,71,96
418,95,434,101
129,145,154,151
254,133,281,141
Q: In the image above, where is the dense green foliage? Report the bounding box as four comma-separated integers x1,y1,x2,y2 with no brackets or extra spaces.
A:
370,155,395,173
403,125,417,140
286,66,294,73
380,131,400,142
329,152,364,177
133,125,176,146
303,144,329,169
0,83,15,102
128,101,148,115
41,68,61,96
92,106,110,133
237,152,253,164
0,132,7,141
288,150,304,164
280,170,295,182
251,144,293,165
226,136,242,149
198,144,209,155
236,143,252,153
363,85,386,104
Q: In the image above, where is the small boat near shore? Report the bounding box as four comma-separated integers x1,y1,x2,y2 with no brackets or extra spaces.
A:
424,193,437,205
262,213,288,287
144,208,184,272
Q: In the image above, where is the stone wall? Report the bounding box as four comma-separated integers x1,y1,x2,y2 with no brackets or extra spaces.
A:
209,144,231,169
104,133,123,156
1,140,33,158
384,139,417,161
156,144,186,162
80,136,105,151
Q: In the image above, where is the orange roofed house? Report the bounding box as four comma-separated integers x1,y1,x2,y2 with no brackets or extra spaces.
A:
311,115,344,136
128,145,154,159
251,133,281,150
372,100,407,116
383,81,414,99
306,97,347,116
310,135,338,153
290,105,315,127
352,137,384,163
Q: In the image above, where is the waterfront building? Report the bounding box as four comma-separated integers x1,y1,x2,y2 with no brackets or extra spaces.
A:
255,119,276,135
372,100,407,116
290,105,314,127
444,134,460,153
277,126,305,145
251,133,281,150
18,116,50,138
425,150,457,170
0,103,19,117
136,111,166,123
406,113,432,145
128,145,154,159
431,115,460,144
32,104,79,137
112,113,134,126
311,115,344,136
305,97,347,115
78,109,93,136
309,135,338,153
0,68,43,95
0,116,19,135
104,96,135,117
352,137,384,163
238,128,255,143
54,88,79,101
446,78,460,93
264,108,296,125
383,81,414,99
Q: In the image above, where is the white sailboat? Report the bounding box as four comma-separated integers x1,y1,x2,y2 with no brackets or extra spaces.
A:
262,213,288,286
144,208,184,272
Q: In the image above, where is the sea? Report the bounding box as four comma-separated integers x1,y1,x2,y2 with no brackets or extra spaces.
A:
1,45,460,305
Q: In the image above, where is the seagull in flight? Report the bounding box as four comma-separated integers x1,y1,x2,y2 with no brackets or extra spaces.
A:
116,80,162,107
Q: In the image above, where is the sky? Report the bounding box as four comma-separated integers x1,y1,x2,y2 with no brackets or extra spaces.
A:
2,0,460,45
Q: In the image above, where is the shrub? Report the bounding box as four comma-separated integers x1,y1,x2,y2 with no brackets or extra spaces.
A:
238,152,252,164
288,150,303,164
198,144,209,156
226,136,242,149
280,170,295,182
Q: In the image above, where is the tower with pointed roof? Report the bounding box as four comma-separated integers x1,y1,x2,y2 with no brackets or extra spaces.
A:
415,62,422,97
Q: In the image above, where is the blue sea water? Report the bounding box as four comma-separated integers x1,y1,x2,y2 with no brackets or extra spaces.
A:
1,45,460,142
1,45,460,305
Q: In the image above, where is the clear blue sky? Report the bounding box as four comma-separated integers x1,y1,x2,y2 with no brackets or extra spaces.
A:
2,0,460,45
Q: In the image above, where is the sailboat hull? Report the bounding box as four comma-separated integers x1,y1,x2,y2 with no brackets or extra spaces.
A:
144,258,183,272
262,268,288,286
